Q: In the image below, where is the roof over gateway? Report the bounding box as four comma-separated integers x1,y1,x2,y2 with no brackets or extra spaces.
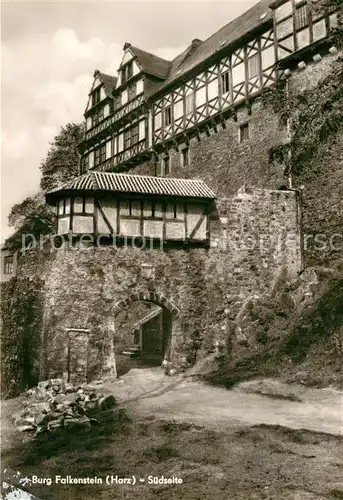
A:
45,172,216,204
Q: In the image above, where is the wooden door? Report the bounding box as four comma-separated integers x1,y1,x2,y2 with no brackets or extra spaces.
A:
142,315,162,357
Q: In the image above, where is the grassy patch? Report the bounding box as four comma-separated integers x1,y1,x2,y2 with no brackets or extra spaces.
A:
2,414,342,500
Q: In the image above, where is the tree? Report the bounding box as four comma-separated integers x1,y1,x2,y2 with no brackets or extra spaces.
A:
6,122,84,250
40,122,84,192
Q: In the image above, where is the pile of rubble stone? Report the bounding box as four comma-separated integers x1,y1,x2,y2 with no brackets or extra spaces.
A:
13,378,116,435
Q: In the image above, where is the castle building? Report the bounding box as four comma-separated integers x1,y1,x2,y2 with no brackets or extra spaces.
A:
77,0,339,189
3,0,341,386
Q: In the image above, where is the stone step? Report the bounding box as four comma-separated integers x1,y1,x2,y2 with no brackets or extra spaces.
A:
121,350,141,358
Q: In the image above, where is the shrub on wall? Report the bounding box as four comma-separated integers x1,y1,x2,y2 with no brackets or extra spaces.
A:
1,277,44,398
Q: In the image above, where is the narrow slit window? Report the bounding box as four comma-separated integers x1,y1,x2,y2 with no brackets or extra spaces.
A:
162,155,170,176
221,71,230,94
240,123,250,142
181,148,189,167
164,106,172,127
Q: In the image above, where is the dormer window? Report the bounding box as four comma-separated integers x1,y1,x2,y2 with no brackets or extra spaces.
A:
92,87,101,107
122,61,133,84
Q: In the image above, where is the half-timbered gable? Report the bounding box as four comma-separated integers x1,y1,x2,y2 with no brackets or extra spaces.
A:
46,172,215,244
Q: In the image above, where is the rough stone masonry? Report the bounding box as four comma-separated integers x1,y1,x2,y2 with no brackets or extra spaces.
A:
17,185,301,382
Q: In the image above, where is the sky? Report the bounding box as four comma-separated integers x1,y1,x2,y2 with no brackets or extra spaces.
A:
1,0,259,242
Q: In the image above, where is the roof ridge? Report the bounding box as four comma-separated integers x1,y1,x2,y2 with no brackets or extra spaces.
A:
89,171,99,190
96,171,210,185
130,45,171,64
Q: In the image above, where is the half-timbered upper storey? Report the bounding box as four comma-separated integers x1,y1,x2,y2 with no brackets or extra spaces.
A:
79,0,340,173
46,172,215,244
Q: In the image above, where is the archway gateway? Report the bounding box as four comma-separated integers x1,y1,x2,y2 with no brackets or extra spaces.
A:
112,292,179,374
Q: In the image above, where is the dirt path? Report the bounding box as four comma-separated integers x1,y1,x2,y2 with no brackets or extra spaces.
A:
114,371,343,436
1,370,342,500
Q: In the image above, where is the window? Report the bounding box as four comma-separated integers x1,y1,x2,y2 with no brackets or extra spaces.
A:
248,54,260,79
91,87,101,107
92,108,104,127
4,255,14,275
58,199,72,215
122,61,133,84
185,93,193,115
120,200,141,217
221,71,230,94
73,197,93,214
124,129,131,150
123,125,139,150
143,201,163,218
58,199,65,215
164,106,172,127
162,156,170,176
295,4,308,30
155,112,162,130
94,144,106,166
80,154,89,174
121,89,128,106
166,203,183,220
131,124,139,145
181,148,189,167
240,123,250,142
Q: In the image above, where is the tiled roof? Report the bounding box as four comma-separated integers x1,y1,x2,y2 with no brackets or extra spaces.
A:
97,1,273,99
149,0,274,96
46,172,216,202
130,46,171,80
98,72,118,96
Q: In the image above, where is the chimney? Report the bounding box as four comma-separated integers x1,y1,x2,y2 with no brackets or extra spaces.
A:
191,38,202,49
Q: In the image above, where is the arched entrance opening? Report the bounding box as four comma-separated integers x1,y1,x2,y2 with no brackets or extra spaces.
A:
113,293,177,376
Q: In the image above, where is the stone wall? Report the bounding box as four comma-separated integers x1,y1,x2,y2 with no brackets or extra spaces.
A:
290,53,343,267
163,99,288,197
122,51,342,270
14,186,301,382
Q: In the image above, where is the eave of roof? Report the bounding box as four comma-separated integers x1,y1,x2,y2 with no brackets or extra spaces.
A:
45,172,216,203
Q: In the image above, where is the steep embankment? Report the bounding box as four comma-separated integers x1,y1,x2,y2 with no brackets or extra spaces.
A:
205,267,343,389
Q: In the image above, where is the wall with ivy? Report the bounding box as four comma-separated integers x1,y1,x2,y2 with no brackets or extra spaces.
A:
1,277,44,398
